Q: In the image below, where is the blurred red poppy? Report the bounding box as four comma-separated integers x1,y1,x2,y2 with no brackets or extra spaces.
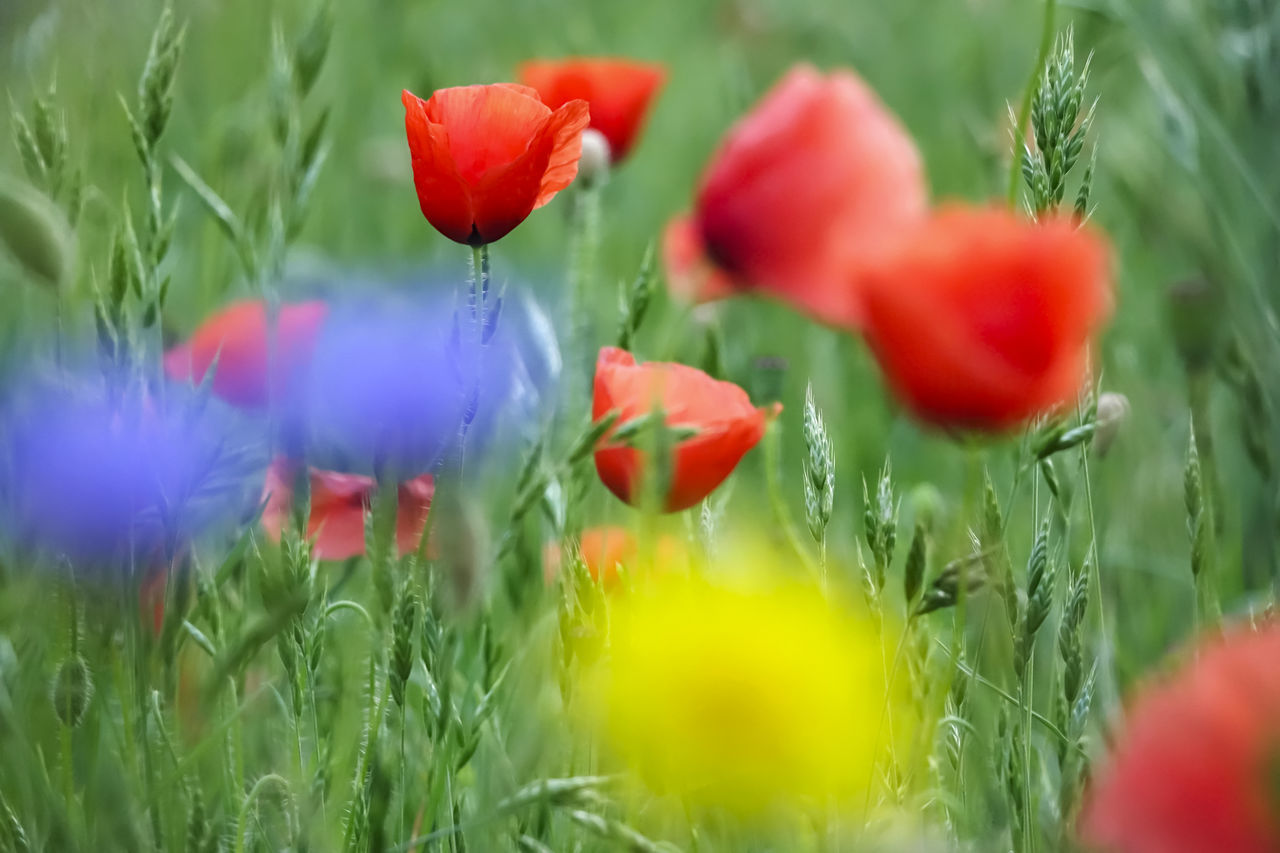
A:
1080,623,1280,853
139,560,172,635
592,347,779,512
664,64,926,324
859,206,1111,432
517,58,665,163
402,84,589,244
164,299,327,409
260,459,434,561
542,525,686,588
663,217,734,304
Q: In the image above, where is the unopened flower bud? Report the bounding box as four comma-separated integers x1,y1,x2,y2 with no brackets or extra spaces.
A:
1092,392,1130,457
1167,276,1224,372
0,177,73,288
576,128,612,188
434,491,487,608
50,655,93,728
909,483,944,532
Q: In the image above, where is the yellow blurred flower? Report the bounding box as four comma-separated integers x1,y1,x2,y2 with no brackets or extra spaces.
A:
592,570,903,816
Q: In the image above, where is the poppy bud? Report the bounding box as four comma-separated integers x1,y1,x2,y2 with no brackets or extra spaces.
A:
909,483,944,533
1167,276,1225,373
0,177,73,289
576,128,612,188
50,655,93,728
1092,392,1130,457
432,490,487,609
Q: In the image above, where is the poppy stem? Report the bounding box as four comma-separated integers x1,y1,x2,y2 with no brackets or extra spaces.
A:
567,184,602,399
460,244,492,477
1007,0,1058,207
468,245,490,328
762,421,820,581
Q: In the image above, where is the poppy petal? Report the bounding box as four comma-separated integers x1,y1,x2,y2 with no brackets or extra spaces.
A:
689,64,926,328
859,206,1111,431
591,347,778,511
662,215,736,304
403,89,475,244
534,99,590,208
422,84,552,185
518,58,665,161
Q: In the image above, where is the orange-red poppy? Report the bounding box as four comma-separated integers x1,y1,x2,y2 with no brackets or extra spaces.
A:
1080,623,1280,853
139,560,173,635
517,58,665,163
164,299,327,409
592,347,779,513
664,64,926,325
858,206,1111,432
542,525,686,588
260,459,434,561
402,84,589,244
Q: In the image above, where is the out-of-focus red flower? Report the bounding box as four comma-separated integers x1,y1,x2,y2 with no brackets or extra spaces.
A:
1080,623,1280,853
663,217,734,303
592,347,779,513
140,564,169,635
542,525,687,588
164,300,327,409
664,64,926,324
402,84,589,245
517,58,665,163
858,206,1111,432
260,459,434,561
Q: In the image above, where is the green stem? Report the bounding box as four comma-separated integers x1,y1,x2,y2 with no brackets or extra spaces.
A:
1007,0,1059,206
1076,395,1113,716
762,423,819,580
862,620,910,823
818,535,828,591
128,601,163,849
459,243,491,477
400,706,408,846
60,722,74,816
294,708,307,796
1021,451,1042,853
1022,656,1035,853
470,245,488,324
935,640,1081,752
568,186,600,351
235,774,291,853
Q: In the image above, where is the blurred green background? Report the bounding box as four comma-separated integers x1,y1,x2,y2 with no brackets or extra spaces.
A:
1,0,1277,684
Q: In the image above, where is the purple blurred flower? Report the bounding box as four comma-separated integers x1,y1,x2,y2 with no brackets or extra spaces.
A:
300,297,472,478
0,373,267,571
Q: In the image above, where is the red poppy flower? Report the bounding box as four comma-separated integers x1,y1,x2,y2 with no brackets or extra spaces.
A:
542,525,687,588
858,206,1111,432
402,84,590,245
260,459,434,561
517,58,665,163
139,561,171,635
1080,623,1280,853
665,64,926,325
592,347,779,512
663,217,734,304
164,299,327,409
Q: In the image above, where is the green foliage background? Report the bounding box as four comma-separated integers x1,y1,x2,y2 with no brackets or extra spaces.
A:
0,0,1277,849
